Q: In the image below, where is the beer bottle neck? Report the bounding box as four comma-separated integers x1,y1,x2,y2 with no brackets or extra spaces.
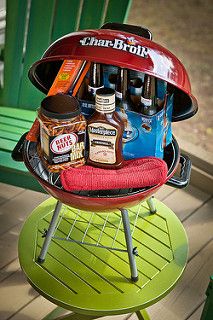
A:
88,63,103,95
115,68,128,100
140,74,157,115
142,74,152,99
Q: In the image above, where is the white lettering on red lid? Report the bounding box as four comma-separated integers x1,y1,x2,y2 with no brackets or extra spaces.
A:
79,36,148,58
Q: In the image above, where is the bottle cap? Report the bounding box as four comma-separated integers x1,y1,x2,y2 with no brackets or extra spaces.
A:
41,94,80,119
95,88,115,113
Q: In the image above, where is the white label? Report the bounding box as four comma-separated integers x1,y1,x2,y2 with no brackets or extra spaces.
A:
96,94,115,113
115,91,122,100
50,133,78,154
141,96,152,106
88,85,104,95
88,122,117,164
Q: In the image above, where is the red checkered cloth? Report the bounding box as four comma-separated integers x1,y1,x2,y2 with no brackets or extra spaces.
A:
60,157,168,192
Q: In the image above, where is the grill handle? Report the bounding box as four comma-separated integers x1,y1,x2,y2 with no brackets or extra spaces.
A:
11,132,28,161
166,154,191,189
101,23,152,40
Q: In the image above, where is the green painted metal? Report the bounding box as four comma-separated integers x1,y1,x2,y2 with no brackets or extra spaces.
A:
0,106,37,120
43,306,98,320
104,0,132,24
0,107,35,152
78,0,106,30
51,0,82,42
18,0,55,108
0,106,44,192
0,161,44,192
18,198,188,318
42,306,73,320
136,310,151,320
201,275,213,320
0,0,28,107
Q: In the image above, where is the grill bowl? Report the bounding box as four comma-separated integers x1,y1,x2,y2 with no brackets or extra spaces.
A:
23,136,180,211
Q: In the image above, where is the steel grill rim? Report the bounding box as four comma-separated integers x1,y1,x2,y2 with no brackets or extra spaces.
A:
23,136,179,201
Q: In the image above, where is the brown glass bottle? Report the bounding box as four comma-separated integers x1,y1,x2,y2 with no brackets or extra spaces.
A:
129,77,143,106
115,67,134,111
115,68,134,139
87,88,124,169
85,62,103,101
138,74,157,116
162,93,169,149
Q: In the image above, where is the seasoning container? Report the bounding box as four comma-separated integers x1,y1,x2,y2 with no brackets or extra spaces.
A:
38,94,86,172
87,88,124,169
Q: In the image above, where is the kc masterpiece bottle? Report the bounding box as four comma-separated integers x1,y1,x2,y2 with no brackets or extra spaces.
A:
138,74,157,116
87,88,124,169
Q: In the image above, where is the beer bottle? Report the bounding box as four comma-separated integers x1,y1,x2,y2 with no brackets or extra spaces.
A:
85,62,103,101
103,65,118,90
115,67,133,111
108,73,117,90
139,74,157,116
162,83,175,149
162,93,169,149
129,77,143,106
115,68,134,139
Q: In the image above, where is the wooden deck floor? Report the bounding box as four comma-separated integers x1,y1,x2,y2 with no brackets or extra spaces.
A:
0,182,212,320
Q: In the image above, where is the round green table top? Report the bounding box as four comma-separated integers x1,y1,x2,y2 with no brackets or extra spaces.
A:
18,198,188,316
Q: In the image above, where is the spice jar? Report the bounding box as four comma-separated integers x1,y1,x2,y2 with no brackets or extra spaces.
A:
38,94,86,172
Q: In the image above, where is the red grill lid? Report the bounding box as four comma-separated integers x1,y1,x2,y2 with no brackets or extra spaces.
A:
29,28,198,121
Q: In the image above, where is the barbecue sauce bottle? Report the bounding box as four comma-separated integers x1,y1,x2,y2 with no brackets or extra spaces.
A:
138,74,157,115
87,88,124,169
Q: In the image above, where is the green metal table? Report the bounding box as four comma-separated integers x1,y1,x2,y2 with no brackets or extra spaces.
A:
18,197,188,320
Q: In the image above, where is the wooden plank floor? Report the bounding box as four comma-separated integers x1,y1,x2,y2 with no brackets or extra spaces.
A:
0,182,212,320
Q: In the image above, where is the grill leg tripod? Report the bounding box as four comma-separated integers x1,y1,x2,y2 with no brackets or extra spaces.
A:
120,208,138,282
38,200,62,263
146,196,156,214
37,201,142,282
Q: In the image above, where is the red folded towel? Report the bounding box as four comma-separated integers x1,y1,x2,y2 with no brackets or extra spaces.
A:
60,157,168,192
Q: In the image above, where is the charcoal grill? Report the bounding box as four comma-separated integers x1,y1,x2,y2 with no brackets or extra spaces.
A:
18,25,196,281
24,25,195,211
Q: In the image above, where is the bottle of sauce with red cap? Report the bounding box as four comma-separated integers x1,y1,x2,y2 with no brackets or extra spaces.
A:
87,88,124,169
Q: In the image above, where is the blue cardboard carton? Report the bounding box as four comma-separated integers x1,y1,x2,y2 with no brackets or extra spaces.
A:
78,66,173,160
79,92,173,160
